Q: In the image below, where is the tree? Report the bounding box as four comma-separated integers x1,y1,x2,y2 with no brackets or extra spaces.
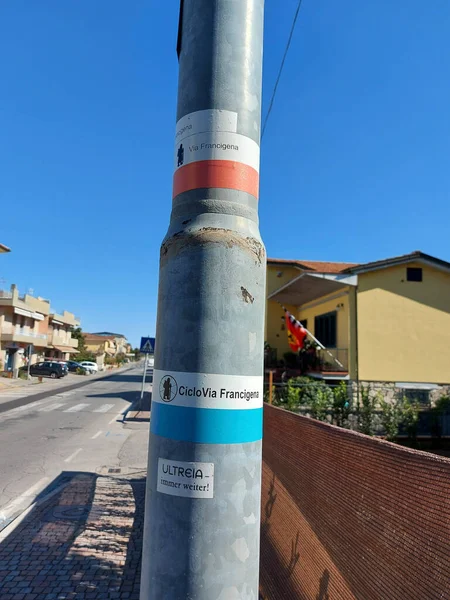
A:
115,352,127,365
71,327,87,353
70,327,95,362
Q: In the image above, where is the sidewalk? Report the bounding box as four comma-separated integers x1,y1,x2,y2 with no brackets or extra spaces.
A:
0,471,145,600
124,390,151,423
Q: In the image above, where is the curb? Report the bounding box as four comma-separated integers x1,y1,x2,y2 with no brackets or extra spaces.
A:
123,391,151,422
0,481,70,541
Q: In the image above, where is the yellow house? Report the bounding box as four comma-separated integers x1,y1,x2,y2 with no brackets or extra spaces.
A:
83,334,117,357
266,251,450,395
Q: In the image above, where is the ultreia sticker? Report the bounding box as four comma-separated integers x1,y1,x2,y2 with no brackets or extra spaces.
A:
157,458,214,499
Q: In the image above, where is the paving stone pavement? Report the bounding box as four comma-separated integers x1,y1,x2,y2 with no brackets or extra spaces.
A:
0,471,145,599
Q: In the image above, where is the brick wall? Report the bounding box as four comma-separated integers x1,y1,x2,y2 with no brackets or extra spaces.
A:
260,404,450,600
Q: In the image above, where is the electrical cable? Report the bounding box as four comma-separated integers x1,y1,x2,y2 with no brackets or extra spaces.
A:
261,0,304,140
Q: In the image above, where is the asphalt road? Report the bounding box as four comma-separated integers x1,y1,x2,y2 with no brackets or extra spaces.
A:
0,366,150,531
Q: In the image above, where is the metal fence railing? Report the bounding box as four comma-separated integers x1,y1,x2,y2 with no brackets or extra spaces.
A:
317,348,348,371
264,348,349,373
263,377,450,443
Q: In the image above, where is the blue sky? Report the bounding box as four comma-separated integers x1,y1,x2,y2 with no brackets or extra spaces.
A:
1,1,449,346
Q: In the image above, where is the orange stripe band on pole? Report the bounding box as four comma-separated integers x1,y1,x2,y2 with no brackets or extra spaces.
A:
173,160,259,199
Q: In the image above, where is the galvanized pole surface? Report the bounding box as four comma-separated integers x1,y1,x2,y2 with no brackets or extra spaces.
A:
141,1,265,598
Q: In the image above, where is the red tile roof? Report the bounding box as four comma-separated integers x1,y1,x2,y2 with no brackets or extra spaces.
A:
268,258,359,274
341,251,450,273
269,251,450,275
84,333,115,341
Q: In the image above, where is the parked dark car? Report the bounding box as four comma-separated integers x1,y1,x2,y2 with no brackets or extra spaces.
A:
19,361,66,379
58,362,69,376
65,360,87,373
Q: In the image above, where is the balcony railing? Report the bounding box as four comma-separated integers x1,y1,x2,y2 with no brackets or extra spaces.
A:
264,346,349,375
317,348,348,372
0,290,13,299
51,334,69,345
1,324,47,340
15,328,47,340
49,334,79,347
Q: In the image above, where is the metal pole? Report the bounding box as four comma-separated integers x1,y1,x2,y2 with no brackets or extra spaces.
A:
27,347,31,380
141,1,266,598
140,353,149,408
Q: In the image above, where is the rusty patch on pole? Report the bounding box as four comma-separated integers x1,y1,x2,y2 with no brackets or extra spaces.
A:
241,287,254,304
161,228,265,265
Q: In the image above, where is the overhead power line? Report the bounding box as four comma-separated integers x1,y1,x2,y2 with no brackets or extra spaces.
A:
261,0,304,140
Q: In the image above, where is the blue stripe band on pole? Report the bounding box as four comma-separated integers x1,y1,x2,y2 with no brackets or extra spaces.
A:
150,403,263,444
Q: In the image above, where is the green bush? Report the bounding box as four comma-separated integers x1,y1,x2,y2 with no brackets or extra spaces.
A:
429,394,450,447
283,351,298,369
434,394,450,413
76,367,87,375
402,398,420,442
358,384,377,436
277,377,333,420
380,396,420,442
18,370,28,380
332,381,351,428
309,383,333,421
379,398,400,441
76,352,96,362
285,380,302,411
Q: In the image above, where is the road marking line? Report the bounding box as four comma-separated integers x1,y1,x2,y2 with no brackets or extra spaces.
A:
64,448,83,463
91,430,103,439
93,403,115,413
1,477,50,516
39,403,67,412
0,398,54,418
64,403,90,413
109,411,123,424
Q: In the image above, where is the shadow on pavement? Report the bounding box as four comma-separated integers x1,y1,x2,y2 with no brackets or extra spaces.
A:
85,390,141,405
0,471,145,599
85,389,152,414
103,372,153,384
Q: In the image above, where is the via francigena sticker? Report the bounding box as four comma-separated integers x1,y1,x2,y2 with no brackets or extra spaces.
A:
157,458,214,499
152,369,263,410
174,108,260,173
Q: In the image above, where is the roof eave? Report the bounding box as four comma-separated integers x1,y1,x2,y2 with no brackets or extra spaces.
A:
344,252,450,275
